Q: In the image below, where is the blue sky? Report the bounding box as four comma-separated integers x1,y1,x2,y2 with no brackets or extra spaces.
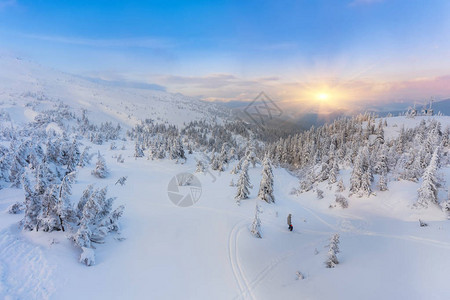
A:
1,0,450,110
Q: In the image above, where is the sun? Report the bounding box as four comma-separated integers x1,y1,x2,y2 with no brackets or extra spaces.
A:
316,93,329,101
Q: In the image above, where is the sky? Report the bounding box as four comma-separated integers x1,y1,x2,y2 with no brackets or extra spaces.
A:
1,0,450,113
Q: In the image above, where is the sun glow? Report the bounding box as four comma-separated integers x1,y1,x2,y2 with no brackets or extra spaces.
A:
316,93,329,101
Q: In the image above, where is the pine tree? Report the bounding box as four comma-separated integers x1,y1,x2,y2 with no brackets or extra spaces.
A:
328,161,338,184
416,148,439,208
78,146,91,167
235,160,251,204
317,189,324,199
66,139,80,173
250,202,262,238
22,173,41,231
91,152,109,178
336,179,345,193
195,160,205,173
258,156,275,203
441,190,450,218
378,172,388,191
73,186,122,266
56,171,76,231
325,234,340,268
134,141,144,159
350,147,372,197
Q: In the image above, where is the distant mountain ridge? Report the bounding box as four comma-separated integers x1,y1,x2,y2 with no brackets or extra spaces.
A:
0,54,231,127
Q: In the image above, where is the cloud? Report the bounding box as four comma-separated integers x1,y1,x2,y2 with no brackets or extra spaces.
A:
160,74,260,90
0,0,16,10
20,34,175,49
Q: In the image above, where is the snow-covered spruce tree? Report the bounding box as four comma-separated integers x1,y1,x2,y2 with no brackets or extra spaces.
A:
37,171,77,232
134,141,144,159
258,156,275,203
328,161,338,184
78,146,92,167
378,172,388,191
245,144,259,168
235,159,251,204
195,159,205,173
230,157,243,174
66,139,80,173
336,179,345,193
210,152,222,171
317,189,324,199
349,146,372,197
216,143,229,171
441,190,450,218
73,186,124,266
91,152,109,178
325,234,340,268
0,147,11,184
416,147,439,208
22,173,41,231
170,137,186,163
250,201,262,238
56,171,77,231
335,194,348,208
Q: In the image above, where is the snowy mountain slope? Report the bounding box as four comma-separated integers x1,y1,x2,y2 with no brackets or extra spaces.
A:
0,54,231,127
0,59,450,300
0,135,450,299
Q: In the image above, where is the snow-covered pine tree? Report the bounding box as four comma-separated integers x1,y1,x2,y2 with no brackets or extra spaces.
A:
336,179,345,192
38,184,59,232
235,159,251,204
325,233,340,268
66,139,80,173
170,137,185,163
22,173,41,231
134,141,144,159
0,146,11,184
350,147,372,197
328,161,338,184
441,190,450,218
195,159,205,173
77,184,94,220
258,156,275,203
78,146,91,167
250,201,262,238
230,157,243,174
56,171,77,231
378,172,388,191
73,186,122,266
317,189,324,199
416,147,439,208
91,152,109,178
245,144,259,168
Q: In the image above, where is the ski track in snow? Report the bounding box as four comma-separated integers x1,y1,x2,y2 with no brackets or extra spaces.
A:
229,219,256,300
0,225,55,300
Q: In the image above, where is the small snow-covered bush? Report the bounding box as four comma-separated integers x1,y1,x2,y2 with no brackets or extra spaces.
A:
7,202,25,214
91,152,109,178
335,194,349,208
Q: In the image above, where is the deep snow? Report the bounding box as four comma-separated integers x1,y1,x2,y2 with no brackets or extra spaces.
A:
1,132,450,299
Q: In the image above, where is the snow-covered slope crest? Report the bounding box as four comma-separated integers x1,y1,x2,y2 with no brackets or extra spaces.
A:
0,54,231,127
